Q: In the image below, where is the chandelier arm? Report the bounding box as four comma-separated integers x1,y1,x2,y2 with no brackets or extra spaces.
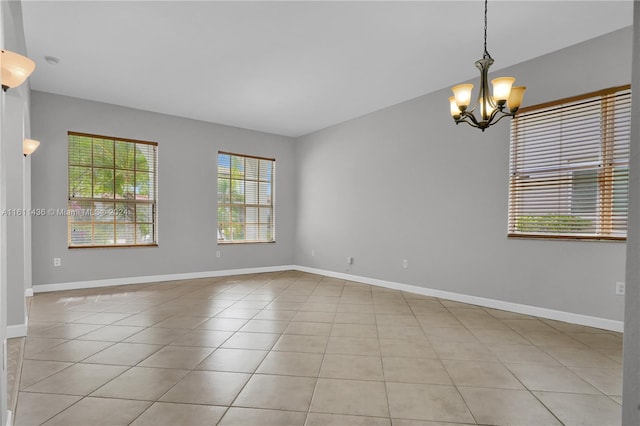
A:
484,105,504,124
464,103,479,115
463,104,500,128
455,116,483,130
458,111,482,127
455,105,516,131
487,110,516,126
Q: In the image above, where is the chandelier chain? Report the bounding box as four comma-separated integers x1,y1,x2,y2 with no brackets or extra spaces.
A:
483,0,491,59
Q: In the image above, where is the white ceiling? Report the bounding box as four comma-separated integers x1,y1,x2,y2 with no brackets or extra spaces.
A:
21,1,633,137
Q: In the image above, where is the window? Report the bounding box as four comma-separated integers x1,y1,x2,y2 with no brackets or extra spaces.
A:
68,132,158,247
217,152,275,243
508,85,631,240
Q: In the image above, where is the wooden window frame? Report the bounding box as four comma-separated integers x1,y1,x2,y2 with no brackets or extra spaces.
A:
508,85,631,241
217,151,275,244
67,131,158,248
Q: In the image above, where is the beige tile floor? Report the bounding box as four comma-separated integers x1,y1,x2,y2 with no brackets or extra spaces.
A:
13,271,623,425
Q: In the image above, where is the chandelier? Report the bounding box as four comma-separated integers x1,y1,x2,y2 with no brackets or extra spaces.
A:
449,0,526,131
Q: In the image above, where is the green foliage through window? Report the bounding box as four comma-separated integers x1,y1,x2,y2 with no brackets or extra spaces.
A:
217,152,275,243
515,215,594,233
68,132,158,247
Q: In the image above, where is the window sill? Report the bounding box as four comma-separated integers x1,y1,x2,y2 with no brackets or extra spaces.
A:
507,234,625,242
217,240,275,245
68,244,159,249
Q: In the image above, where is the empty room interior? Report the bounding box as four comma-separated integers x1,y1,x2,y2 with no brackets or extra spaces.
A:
2,0,640,425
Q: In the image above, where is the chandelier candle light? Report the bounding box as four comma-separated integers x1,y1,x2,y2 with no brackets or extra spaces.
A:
449,0,526,131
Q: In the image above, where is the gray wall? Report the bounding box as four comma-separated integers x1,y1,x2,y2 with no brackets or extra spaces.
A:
30,92,296,285
294,27,632,322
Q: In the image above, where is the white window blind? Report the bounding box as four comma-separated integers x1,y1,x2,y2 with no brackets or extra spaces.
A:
217,152,275,243
508,86,631,240
68,132,158,247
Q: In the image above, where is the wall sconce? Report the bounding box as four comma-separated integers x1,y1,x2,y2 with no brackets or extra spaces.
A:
23,139,40,156
1,50,36,91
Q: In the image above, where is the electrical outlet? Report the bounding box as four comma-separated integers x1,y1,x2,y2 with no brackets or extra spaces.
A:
347,256,353,265
311,249,315,257
616,282,625,295
402,259,408,268
216,251,221,258
53,258,61,267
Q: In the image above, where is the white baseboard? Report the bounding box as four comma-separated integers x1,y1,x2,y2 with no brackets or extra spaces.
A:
32,265,296,294
6,322,27,339
29,264,623,333
24,288,33,297
294,266,624,332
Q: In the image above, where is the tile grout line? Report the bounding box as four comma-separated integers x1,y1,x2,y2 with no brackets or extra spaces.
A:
301,279,324,426
424,297,480,425
377,291,394,424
